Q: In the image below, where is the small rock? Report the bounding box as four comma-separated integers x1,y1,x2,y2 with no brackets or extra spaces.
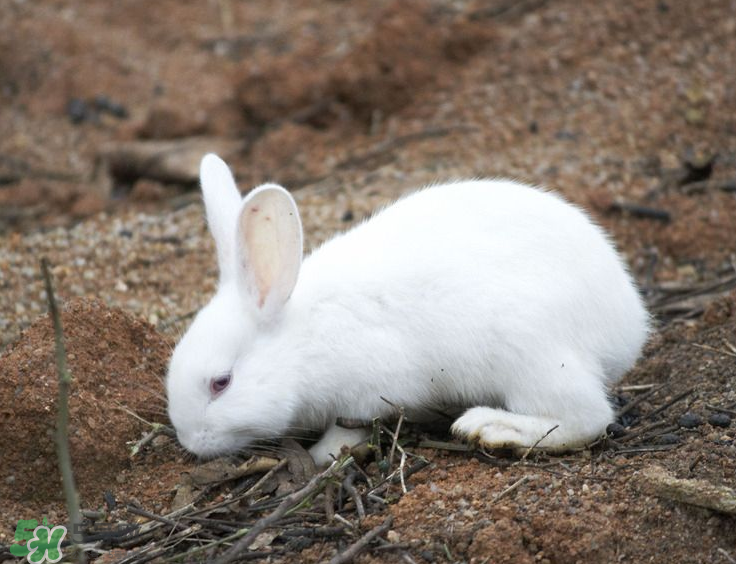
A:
678,412,703,429
67,98,89,124
684,107,705,127
94,94,129,119
656,433,680,445
130,179,168,202
341,209,355,222
70,192,105,218
419,550,436,562
708,413,732,428
138,103,207,139
606,422,626,438
386,530,400,543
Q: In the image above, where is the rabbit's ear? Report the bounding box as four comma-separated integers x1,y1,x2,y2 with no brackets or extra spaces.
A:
200,154,243,280
236,184,303,319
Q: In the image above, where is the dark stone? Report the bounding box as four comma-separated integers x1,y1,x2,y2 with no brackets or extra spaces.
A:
708,413,732,428
67,98,89,124
341,209,355,222
554,129,577,141
678,412,703,429
94,94,129,119
656,433,680,445
606,422,626,438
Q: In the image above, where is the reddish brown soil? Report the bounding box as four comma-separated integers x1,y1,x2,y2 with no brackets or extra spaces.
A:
1,0,735,562
0,300,177,526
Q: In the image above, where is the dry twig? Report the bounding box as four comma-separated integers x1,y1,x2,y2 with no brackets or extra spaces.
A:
327,516,394,564
212,457,354,564
639,466,736,514
342,471,366,521
706,404,736,417
492,475,531,505
616,384,665,418
517,425,559,462
41,258,85,562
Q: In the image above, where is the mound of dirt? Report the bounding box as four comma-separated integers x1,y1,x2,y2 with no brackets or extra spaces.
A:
236,1,493,127
0,298,171,514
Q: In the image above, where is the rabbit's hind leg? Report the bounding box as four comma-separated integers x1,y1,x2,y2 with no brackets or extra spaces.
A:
451,366,614,452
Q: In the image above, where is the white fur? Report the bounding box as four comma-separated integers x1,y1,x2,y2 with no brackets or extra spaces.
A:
167,154,650,464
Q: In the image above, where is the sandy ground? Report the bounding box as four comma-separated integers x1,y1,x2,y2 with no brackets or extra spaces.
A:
1,1,735,562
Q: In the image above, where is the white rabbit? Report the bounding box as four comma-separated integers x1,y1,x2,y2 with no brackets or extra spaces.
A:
166,154,649,464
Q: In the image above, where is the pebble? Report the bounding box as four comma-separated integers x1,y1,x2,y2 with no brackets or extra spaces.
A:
419,550,436,563
606,422,626,438
678,412,703,429
708,413,732,428
656,433,681,445
341,209,355,222
94,94,129,119
67,97,89,124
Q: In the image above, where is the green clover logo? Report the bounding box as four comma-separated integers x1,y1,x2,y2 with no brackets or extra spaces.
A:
9,518,66,563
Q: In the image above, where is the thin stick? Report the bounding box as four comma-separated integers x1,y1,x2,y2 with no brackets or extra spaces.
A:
618,384,656,392
327,516,394,564
614,444,680,454
212,457,354,564
41,258,85,562
118,525,201,564
398,449,408,494
130,423,176,457
387,406,405,469
517,425,559,462
717,548,736,564
706,404,736,417
416,439,472,452
692,343,736,359
688,453,704,473
239,458,289,500
342,471,366,521
370,417,383,469
617,420,671,443
616,384,665,418
491,475,530,505
645,388,693,420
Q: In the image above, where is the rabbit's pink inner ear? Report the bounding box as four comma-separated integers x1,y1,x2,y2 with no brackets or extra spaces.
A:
237,185,303,315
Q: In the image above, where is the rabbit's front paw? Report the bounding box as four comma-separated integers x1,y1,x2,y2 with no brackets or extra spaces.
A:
309,424,370,466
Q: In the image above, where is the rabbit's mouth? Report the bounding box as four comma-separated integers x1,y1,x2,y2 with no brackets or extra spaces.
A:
176,427,252,459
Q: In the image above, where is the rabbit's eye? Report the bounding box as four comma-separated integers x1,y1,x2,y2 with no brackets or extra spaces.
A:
210,373,232,396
